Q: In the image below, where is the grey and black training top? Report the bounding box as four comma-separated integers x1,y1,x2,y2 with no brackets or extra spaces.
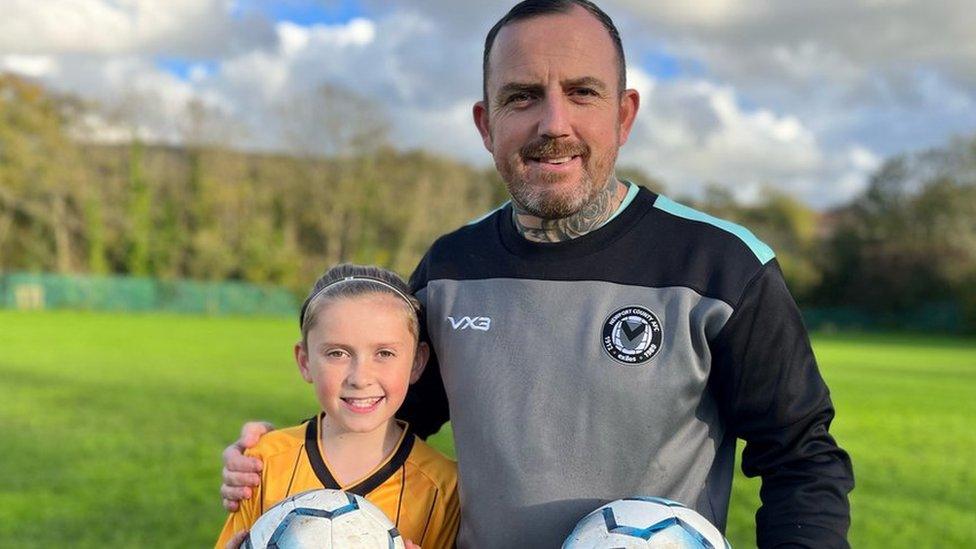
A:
400,186,854,549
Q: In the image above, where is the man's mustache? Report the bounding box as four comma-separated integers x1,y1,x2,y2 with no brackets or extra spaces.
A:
520,137,589,160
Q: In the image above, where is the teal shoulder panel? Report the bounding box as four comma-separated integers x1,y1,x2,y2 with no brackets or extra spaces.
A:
601,180,641,226
467,201,510,226
653,195,775,264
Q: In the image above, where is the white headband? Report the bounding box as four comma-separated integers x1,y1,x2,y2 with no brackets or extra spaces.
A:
299,276,417,327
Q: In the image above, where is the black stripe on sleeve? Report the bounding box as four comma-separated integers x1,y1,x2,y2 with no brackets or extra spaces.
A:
285,443,304,498
394,463,406,527
419,485,439,545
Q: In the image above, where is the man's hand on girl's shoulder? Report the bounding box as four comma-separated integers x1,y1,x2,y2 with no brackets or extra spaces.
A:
220,421,274,511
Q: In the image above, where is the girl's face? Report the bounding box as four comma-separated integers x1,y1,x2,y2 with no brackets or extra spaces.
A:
295,293,428,436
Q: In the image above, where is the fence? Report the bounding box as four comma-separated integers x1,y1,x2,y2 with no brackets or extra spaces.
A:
2,272,967,332
0,272,298,317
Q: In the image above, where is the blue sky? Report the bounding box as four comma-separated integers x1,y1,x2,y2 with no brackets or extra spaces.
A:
639,50,704,81
235,0,367,26
157,0,369,78
155,57,220,80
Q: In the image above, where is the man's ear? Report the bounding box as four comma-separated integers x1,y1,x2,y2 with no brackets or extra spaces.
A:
294,341,313,383
617,88,640,146
409,341,430,384
473,101,493,152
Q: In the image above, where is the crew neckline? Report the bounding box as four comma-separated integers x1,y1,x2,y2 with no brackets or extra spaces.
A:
497,185,655,261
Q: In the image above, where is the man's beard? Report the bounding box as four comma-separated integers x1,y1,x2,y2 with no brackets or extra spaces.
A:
499,136,617,219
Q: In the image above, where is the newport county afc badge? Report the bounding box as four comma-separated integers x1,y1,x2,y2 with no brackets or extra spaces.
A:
602,305,663,365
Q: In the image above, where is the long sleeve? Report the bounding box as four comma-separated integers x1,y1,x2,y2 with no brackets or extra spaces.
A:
709,260,855,548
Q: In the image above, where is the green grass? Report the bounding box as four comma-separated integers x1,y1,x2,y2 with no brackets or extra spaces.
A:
1,310,973,547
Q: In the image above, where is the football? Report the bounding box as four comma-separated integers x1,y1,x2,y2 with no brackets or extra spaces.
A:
562,496,731,549
243,489,405,549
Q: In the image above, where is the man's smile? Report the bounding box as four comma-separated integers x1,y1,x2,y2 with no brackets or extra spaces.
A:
525,154,583,173
529,155,578,164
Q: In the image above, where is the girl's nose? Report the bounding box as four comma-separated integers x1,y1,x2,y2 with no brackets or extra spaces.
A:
345,360,374,388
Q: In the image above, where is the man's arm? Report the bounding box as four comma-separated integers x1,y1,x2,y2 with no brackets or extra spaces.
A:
398,252,451,438
397,345,450,438
220,421,273,511
709,261,854,548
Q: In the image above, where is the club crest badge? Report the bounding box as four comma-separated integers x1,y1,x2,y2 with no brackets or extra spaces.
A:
602,305,663,365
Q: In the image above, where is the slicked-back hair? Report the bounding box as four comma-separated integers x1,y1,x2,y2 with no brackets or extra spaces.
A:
482,0,626,105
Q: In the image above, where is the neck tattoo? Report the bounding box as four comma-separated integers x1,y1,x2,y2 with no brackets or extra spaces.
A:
513,179,627,243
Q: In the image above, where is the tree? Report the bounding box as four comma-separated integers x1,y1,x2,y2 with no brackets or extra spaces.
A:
693,184,823,301
0,73,90,273
817,136,976,330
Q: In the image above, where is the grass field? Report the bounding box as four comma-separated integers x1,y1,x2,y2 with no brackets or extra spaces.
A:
1,310,974,547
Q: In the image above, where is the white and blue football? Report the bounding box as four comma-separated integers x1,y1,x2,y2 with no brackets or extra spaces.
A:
244,489,405,549
562,496,731,549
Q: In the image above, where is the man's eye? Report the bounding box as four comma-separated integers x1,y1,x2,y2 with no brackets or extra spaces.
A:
506,93,532,104
326,350,347,358
572,88,598,97
377,350,396,358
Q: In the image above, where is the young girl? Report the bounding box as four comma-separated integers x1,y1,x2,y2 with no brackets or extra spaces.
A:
216,264,459,549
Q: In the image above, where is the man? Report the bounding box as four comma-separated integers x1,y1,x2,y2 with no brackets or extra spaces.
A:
222,1,854,547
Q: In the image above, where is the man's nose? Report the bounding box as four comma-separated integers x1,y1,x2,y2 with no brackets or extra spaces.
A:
537,96,571,138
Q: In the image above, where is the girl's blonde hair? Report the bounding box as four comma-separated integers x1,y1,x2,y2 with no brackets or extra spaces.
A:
298,264,421,346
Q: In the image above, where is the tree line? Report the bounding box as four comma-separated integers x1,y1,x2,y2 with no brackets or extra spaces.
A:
1,74,973,331
0,74,509,293
685,140,976,331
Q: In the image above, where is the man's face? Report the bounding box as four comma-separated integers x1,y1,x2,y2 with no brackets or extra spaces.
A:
474,5,639,219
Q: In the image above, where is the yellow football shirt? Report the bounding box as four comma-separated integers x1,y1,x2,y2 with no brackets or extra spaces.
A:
216,416,458,549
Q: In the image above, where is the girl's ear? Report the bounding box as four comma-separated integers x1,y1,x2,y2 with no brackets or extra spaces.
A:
409,341,429,384
294,341,313,383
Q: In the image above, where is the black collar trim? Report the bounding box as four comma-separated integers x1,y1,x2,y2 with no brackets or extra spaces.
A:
304,415,415,497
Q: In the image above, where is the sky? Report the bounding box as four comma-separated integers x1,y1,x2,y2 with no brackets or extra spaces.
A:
1,0,974,209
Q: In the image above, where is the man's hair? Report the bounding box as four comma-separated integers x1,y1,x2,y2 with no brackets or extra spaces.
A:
482,0,626,104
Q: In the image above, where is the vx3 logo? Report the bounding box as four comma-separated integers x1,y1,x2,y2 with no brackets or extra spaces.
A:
447,316,491,331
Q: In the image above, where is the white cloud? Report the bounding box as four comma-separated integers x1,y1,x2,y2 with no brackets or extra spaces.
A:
625,66,655,98
626,86,819,185
56,56,200,143
188,63,212,83
0,0,972,209
277,18,376,56
0,54,56,78
0,0,274,57
397,100,484,161
614,0,976,116
617,68,882,207
634,1,756,27
848,146,882,172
